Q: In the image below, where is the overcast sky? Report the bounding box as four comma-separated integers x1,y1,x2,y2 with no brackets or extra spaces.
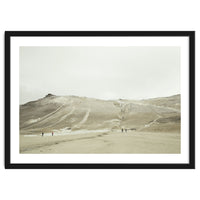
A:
20,46,180,104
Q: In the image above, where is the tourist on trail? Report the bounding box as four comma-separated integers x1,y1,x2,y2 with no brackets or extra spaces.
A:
42,132,44,136
52,132,54,136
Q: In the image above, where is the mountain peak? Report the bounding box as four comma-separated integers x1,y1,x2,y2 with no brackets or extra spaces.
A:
45,93,55,98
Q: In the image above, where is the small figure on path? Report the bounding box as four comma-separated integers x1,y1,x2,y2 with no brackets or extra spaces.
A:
121,128,123,133
52,132,54,136
42,132,44,136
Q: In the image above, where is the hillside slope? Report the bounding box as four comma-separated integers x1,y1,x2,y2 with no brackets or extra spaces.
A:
20,94,180,135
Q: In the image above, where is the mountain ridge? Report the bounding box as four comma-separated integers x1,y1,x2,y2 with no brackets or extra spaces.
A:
20,94,180,135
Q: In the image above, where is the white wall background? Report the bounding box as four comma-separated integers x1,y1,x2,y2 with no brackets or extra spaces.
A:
0,1,199,200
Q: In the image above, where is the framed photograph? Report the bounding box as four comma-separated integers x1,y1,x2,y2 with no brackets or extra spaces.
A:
5,31,195,169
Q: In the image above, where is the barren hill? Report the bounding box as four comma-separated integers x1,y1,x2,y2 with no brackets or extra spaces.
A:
20,94,180,135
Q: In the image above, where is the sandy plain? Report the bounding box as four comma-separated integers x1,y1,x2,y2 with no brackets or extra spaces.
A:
20,130,180,154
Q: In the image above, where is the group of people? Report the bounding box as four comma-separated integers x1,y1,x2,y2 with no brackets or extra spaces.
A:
121,128,137,132
41,132,54,136
121,128,128,133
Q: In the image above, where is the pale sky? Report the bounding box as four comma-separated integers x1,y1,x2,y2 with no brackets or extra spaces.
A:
20,46,180,104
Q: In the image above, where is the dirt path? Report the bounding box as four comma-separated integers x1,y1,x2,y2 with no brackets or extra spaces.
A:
73,108,91,129
51,106,75,127
24,104,65,129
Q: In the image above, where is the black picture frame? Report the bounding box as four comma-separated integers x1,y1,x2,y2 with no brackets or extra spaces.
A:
5,31,195,169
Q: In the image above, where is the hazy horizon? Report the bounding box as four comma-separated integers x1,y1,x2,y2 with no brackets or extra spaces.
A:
20,46,180,104
20,93,181,105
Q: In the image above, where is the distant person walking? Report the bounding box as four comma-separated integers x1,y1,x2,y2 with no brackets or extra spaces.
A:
42,132,44,136
52,132,54,136
121,128,123,133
